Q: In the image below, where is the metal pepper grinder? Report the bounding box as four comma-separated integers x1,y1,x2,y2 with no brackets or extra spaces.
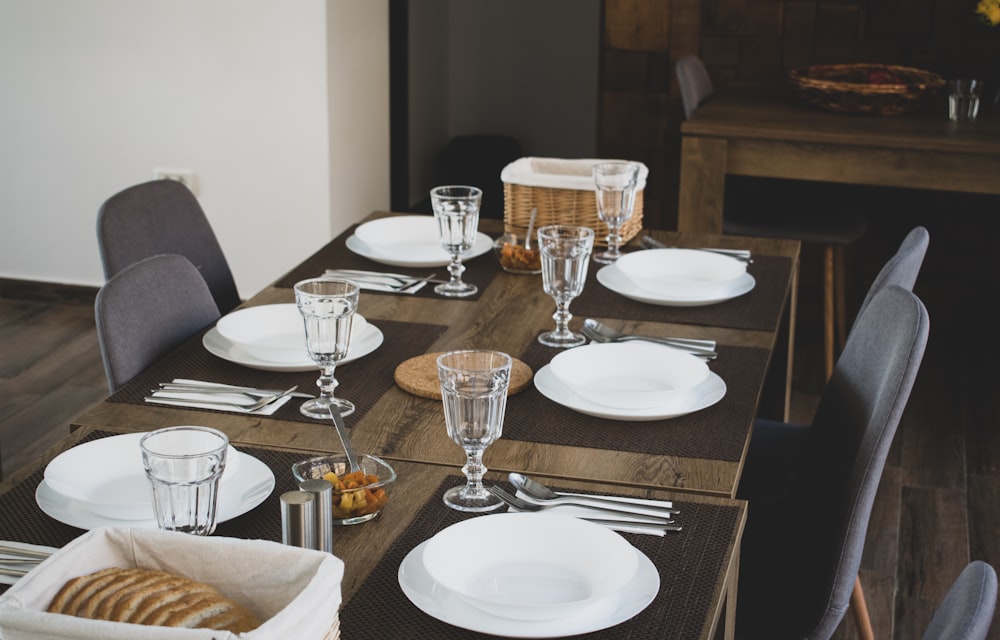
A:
299,478,334,553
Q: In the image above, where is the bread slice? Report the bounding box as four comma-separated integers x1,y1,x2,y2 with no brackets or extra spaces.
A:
47,567,261,633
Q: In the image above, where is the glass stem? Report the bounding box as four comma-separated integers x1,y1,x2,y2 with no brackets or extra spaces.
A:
447,254,466,284
317,364,339,399
552,298,572,337
463,449,487,493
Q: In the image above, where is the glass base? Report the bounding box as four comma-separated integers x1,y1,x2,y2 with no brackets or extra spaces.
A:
538,329,587,348
592,249,623,264
300,396,355,419
443,485,504,512
435,281,478,297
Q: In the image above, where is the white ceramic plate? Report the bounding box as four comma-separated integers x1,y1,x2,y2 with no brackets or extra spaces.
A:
346,216,493,268
37,451,275,530
202,322,384,372
422,513,638,621
44,433,242,520
548,342,710,410
614,248,747,298
597,263,755,307
215,305,367,364
534,364,726,421
399,539,658,638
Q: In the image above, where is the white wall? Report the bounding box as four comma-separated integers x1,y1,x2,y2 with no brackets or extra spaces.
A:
0,0,389,298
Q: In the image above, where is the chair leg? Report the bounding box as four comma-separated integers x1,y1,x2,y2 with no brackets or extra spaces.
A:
823,245,835,381
834,244,848,352
851,575,875,640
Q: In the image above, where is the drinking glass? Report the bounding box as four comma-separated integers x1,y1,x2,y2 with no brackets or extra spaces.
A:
430,185,482,297
140,426,228,536
437,350,512,512
294,278,360,418
592,161,640,263
537,225,595,348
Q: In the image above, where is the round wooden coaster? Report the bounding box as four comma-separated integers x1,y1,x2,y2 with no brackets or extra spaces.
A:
394,352,534,400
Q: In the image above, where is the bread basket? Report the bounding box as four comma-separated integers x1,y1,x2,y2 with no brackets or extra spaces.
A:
788,63,946,115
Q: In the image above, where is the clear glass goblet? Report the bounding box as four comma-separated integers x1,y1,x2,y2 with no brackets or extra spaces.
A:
294,278,360,419
437,349,512,512
537,225,595,348
592,161,640,264
430,185,482,297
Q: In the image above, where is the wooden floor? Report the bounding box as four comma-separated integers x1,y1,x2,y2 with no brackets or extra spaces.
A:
1,198,998,638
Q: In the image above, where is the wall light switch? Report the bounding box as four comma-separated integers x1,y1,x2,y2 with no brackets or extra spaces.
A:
153,168,199,196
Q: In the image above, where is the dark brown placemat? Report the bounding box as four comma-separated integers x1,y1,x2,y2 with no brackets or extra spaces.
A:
573,253,792,331
340,477,741,640
503,341,770,462
109,319,448,425
273,223,503,301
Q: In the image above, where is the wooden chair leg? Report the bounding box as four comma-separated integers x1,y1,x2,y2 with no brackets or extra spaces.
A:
823,245,835,382
834,244,848,352
851,575,875,640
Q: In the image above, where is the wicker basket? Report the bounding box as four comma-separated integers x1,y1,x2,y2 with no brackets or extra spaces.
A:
788,63,946,116
501,157,647,247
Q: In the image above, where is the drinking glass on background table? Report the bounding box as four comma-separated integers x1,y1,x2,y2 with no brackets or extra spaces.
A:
140,426,228,536
592,161,640,263
537,224,595,348
437,350,512,512
948,79,982,122
430,185,482,297
294,278,360,418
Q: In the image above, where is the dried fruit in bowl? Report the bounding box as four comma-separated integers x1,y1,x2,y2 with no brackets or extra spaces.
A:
322,469,389,518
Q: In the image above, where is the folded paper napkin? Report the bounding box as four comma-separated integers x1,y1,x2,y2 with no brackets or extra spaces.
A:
145,390,292,415
511,491,674,537
500,157,649,191
0,527,344,639
0,542,60,587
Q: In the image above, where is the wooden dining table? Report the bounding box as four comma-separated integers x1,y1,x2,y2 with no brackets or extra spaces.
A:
678,83,1000,233
0,212,800,640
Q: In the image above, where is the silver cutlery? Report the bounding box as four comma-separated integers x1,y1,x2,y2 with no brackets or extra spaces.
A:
158,381,313,399
324,269,446,291
0,567,28,578
328,406,360,473
487,486,677,526
0,544,52,560
582,319,718,359
640,235,753,263
508,472,679,517
145,385,299,412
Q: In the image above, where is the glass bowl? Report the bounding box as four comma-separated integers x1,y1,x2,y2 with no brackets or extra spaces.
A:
493,233,542,274
291,453,396,524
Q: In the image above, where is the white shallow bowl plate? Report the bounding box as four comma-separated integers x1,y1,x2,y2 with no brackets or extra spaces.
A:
215,304,367,364
400,539,658,638
615,248,747,298
535,364,726,421
37,450,274,529
44,433,242,520
597,263,755,307
202,322,384,372
347,215,492,268
422,513,638,621
549,342,710,410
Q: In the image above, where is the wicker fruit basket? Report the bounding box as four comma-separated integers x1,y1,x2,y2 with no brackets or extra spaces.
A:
788,63,946,116
500,157,648,247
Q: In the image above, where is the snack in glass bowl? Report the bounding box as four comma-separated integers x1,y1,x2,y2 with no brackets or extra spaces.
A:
292,454,395,524
494,232,542,274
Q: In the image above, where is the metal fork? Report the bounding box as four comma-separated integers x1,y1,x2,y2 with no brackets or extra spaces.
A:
487,486,680,528
324,269,444,291
145,385,298,412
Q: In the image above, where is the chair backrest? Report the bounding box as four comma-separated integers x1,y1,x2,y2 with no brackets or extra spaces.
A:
922,560,998,640
737,285,929,639
97,179,241,314
675,55,714,119
858,225,930,317
95,254,221,392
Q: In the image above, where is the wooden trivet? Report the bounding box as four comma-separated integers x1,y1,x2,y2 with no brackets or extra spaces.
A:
394,352,533,400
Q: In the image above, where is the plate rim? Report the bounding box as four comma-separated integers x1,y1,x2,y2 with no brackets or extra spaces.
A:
202,322,383,372
346,231,493,268
597,263,755,307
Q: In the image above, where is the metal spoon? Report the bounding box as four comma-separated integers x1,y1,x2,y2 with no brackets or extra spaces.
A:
328,405,360,473
507,473,680,517
524,206,538,251
489,485,677,526
581,319,718,358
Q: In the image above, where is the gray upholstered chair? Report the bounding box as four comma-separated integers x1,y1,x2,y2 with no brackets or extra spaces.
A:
97,179,241,314
676,54,869,380
735,284,929,639
95,254,221,392
922,561,997,640
857,225,929,318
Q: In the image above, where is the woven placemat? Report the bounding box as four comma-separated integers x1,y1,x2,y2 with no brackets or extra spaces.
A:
109,320,448,425
573,254,792,331
393,352,534,400
340,477,741,640
502,341,770,462
273,223,503,301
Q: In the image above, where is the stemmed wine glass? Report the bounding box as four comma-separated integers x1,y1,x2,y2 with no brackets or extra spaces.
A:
437,349,512,512
294,278,360,419
430,185,482,297
592,161,640,264
537,225,595,348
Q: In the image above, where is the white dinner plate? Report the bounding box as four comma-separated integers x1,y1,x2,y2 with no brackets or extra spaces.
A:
346,215,493,268
36,451,274,530
534,364,726,421
596,263,755,307
215,305,368,364
202,322,384,372
614,248,747,298
399,540,658,638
